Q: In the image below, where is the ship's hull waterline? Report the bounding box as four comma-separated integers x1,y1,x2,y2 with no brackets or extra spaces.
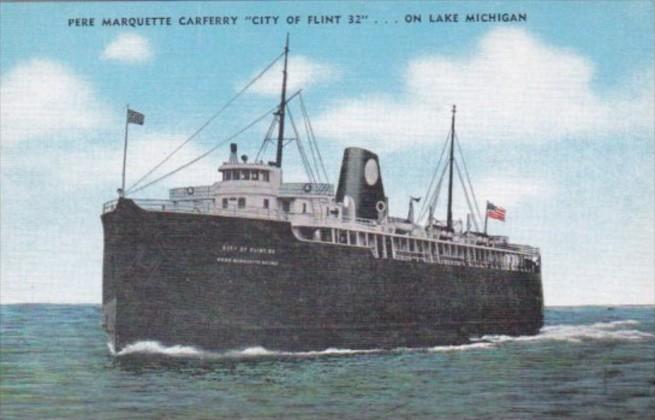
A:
102,199,544,353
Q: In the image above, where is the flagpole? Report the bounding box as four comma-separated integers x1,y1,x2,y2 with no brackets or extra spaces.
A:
120,104,130,198
484,200,489,235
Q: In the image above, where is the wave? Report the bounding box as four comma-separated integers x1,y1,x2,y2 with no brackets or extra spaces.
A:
110,341,383,359
480,319,653,344
428,342,494,352
108,320,652,358
115,341,208,357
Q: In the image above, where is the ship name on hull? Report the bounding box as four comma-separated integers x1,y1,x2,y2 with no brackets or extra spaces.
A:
216,257,279,266
217,243,278,266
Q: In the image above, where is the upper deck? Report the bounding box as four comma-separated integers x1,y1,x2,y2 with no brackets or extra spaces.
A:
103,143,540,273
102,194,540,274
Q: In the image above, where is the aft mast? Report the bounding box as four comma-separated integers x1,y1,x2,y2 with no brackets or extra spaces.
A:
275,34,290,168
446,105,456,231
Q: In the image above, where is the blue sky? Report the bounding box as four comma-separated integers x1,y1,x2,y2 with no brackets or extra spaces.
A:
1,1,653,305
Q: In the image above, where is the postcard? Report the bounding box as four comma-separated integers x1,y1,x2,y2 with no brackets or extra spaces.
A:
1,1,653,419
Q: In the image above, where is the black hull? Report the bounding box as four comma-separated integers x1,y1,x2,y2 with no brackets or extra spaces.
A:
102,199,544,352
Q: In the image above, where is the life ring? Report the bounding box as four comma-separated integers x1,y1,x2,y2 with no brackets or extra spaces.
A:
186,187,195,195
376,200,386,213
303,183,312,193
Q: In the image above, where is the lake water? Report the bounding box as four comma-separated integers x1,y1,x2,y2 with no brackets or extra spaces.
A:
1,305,653,419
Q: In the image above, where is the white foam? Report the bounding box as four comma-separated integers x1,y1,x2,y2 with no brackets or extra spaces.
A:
591,319,640,329
428,342,494,352
481,319,653,344
112,341,382,359
117,340,207,357
109,320,652,358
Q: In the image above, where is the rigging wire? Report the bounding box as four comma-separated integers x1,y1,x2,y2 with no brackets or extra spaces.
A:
128,105,279,196
287,106,318,184
297,94,323,183
299,92,330,184
418,130,451,222
126,51,285,194
129,90,302,196
455,160,481,232
425,163,449,224
256,117,278,162
455,134,483,227
301,109,323,184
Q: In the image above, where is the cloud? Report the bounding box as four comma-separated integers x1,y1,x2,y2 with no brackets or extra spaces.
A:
101,33,153,64
407,175,553,227
474,176,554,208
0,59,111,144
245,55,340,96
3,130,222,195
314,28,654,150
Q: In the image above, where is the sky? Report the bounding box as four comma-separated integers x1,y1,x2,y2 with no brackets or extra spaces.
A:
1,1,653,305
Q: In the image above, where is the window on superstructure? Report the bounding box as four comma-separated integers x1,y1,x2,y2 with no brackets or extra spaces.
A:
242,170,250,180
338,230,348,244
222,198,228,209
263,171,270,182
320,229,331,242
263,199,269,209
252,171,259,181
282,201,290,212
302,203,307,213
238,198,246,209
233,171,240,180
224,171,232,181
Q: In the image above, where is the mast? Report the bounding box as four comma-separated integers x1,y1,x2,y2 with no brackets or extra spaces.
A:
275,34,290,168
120,104,130,198
446,105,456,230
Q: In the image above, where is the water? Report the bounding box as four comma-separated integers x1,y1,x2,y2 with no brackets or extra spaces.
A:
1,305,653,419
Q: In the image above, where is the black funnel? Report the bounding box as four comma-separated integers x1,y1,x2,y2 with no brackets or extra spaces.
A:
336,148,387,220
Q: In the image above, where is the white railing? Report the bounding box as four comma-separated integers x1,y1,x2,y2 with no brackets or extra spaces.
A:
102,198,289,221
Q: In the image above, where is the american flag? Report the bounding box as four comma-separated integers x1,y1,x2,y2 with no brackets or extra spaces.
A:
487,202,506,221
127,109,145,125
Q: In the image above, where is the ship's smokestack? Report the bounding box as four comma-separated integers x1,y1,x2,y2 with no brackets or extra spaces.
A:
229,143,239,164
336,148,387,220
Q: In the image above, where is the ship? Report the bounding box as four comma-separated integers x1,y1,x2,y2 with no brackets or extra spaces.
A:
101,38,544,353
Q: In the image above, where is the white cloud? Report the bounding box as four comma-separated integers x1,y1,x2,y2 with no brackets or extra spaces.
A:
3,130,222,195
245,55,340,96
101,33,153,64
0,59,111,144
474,176,554,208
107,131,222,194
314,28,654,150
407,176,553,227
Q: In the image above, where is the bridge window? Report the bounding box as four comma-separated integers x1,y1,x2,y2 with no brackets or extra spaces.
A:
321,229,330,242
233,171,240,180
252,171,259,180
223,171,232,181
242,170,250,180
238,198,246,209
